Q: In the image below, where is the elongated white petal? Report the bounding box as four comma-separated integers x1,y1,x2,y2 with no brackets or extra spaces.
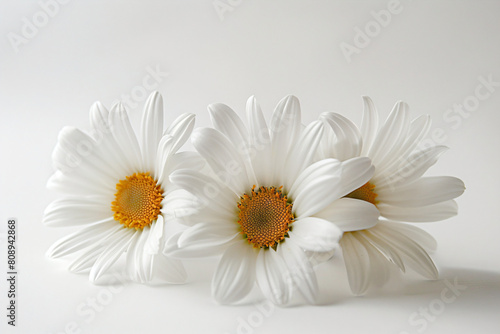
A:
290,217,342,252
320,112,362,160
367,101,410,167
246,96,273,185
378,176,465,207
375,114,431,178
284,120,324,184
52,127,117,188
47,223,120,258
371,224,438,279
68,242,105,273
338,157,375,198
360,96,379,156
357,229,405,272
378,200,458,222
340,232,370,295
164,229,240,259
43,196,113,227
177,222,240,248
192,127,251,195
209,103,249,152
212,241,258,304
381,221,437,252
314,198,379,231
165,113,195,154
144,216,164,255
280,241,318,304
141,92,164,171
256,249,293,305
108,103,143,172
169,170,238,217
375,145,448,190
291,159,344,219
89,227,134,282
270,95,302,185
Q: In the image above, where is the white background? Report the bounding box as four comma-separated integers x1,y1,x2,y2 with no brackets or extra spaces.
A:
1,1,500,333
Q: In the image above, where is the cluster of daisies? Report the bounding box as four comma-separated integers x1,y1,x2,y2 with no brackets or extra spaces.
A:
43,92,465,305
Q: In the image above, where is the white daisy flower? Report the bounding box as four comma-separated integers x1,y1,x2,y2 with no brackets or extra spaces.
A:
318,97,466,295
165,95,378,305
44,92,200,284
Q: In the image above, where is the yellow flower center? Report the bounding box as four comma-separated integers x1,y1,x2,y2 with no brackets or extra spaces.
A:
345,181,378,205
111,172,164,229
237,186,294,250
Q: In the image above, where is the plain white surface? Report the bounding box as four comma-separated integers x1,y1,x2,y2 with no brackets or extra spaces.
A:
1,1,499,333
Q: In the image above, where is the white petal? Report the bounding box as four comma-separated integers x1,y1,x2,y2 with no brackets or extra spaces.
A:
338,157,375,198
130,226,155,283
340,232,370,295
165,113,195,154
378,200,458,222
290,159,347,218
371,224,438,279
375,114,431,178
47,171,111,197
289,217,342,252
381,221,437,252
43,196,113,227
280,240,318,304
177,222,240,248
367,101,410,168
270,95,302,185
47,223,120,258
162,151,205,179
209,103,249,152
141,92,164,171
374,145,448,190
357,228,405,272
256,249,293,305
89,227,134,282
68,242,105,273
378,176,465,207
246,96,273,185
212,241,258,304
108,103,143,172
314,198,379,231
144,216,164,255
164,229,240,259
51,127,117,187
360,96,379,156
192,127,251,195
284,120,324,184
320,112,362,160
169,169,238,217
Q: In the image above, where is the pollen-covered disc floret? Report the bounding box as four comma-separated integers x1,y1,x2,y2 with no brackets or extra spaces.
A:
112,172,164,229
237,186,294,249
345,181,378,206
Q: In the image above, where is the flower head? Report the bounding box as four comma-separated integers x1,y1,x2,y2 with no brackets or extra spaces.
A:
318,97,465,295
165,95,377,305
44,92,200,284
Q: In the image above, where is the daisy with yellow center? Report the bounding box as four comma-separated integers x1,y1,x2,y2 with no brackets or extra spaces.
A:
43,92,201,284
317,97,465,295
165,95,378,305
